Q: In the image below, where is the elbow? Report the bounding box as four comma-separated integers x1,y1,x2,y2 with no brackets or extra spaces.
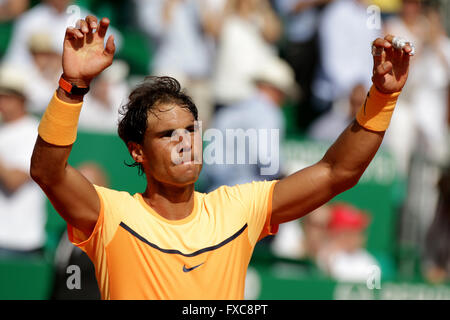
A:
30,159,67,188
30,163,57,188
30,155,58,187
330,168,362,194
29,160,44,185
30,137,69,187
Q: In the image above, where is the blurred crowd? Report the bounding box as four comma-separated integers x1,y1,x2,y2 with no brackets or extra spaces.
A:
0,0,449,298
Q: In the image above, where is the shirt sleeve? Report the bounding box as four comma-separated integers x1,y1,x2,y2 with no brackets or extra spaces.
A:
227,180,279,246
67,185,123,259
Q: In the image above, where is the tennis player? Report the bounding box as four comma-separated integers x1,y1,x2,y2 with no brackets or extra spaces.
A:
30,15,412,299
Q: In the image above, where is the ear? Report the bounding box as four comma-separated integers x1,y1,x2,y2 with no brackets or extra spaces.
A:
128,142,145,164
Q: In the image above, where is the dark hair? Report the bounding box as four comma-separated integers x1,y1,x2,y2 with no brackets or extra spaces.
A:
118,76,198,175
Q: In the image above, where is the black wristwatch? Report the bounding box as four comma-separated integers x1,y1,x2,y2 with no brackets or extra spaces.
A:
59,76,90,95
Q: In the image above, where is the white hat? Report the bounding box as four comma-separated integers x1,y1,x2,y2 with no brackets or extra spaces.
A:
27,32,56,53
0,64,27,98
99,59,130,83
252,56,299,99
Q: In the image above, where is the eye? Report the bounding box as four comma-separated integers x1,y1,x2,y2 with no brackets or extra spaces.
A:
161,130,174,138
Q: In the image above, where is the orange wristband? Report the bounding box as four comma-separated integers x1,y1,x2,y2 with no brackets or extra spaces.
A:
356,85,401,132
37,91,83,146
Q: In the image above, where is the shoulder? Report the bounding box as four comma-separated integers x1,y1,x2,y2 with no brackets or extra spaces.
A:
204,180,278,204
92,185,140,233
94,184,132,197
93,185,135,208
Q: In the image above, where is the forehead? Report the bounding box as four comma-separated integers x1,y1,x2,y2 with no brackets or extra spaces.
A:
146,103,195,133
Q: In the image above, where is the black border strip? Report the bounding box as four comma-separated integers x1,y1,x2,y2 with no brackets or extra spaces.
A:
119,222,248,257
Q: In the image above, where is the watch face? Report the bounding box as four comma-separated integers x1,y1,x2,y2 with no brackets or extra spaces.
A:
71,85,90,95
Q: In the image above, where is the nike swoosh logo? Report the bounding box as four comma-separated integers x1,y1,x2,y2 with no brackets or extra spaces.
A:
183,262,204,273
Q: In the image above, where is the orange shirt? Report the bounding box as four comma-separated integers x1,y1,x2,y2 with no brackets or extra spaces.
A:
67,180,279,300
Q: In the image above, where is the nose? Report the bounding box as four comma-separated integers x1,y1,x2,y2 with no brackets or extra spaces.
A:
178,139,192,154
172,129,194,158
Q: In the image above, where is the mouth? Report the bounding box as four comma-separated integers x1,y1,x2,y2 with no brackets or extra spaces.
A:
172,157,196,167
175,150,200,166
171,138,202,166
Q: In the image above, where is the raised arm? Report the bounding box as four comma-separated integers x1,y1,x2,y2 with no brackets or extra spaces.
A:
30,16,115,235
271,35,412,225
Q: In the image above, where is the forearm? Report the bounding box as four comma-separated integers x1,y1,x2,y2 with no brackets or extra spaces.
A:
30,137,72,185
271,118,386,225
30,87,84,185
321,120,384,190
323,82,402,188
30,86,101,233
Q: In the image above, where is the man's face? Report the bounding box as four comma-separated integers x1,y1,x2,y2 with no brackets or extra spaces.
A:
402,0,422,19
31,51,61,78
0,93,25,122
136,103,202,187
331,229,366,253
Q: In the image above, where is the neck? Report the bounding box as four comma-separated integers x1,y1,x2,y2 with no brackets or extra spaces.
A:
142,179,196,221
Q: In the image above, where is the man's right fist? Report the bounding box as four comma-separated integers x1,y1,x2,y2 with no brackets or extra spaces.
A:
62,15,116,88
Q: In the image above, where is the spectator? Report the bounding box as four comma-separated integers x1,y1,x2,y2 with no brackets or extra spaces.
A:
271,204,331,260
308,82,410,173
135,0,212,80
311,0,380,125
0,0,29,22
308,83,366,142
385,0,450,168
0,64,46,256
315,203,379,282
301,205,333,260
4,0,121,71
198,0,228,41
24,31,62,115
275,0,333,130
212,0,282,110
135,0,215,128
203,55,296,191
423,166,450,284
78,60,130,133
